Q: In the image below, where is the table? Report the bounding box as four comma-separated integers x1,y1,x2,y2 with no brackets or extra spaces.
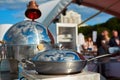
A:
20,70,106,80
82,55,120,78
97,57,120,78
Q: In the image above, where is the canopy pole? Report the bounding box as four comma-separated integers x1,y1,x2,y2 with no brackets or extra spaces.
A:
78,0,120,27
47,0,72,28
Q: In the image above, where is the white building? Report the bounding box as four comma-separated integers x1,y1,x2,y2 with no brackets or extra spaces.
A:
0,24,12,41
60,10,81,24
59,10,87,27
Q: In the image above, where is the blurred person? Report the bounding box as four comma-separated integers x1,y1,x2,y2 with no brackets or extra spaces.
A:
96,31,104,50
83,37,93,50
109,30,120,61
82,37,97,55
109,30,120,47
98,30,110,55
97,30,110,77
0,41,6,59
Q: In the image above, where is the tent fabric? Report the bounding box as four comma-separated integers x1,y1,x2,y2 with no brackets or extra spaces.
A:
38,0,72,27
0,24,12,41
38,0,120,27
74,0,120,18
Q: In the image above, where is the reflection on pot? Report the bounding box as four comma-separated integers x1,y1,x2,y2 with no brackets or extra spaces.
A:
32,49,81,62
2,20,52,61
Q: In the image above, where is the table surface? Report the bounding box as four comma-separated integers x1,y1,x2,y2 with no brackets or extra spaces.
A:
20,70,106,80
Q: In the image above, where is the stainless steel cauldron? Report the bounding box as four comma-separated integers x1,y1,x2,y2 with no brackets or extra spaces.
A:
1,20,52,74
3,20,52,61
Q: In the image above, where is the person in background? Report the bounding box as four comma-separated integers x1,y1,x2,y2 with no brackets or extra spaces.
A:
109,30,120,61
85,37,93,50
97,30,110,77
109,30,120,47
83,37,93,51
98,30,110,55
96,31,104,49
82,37,97,55
100,30,110,54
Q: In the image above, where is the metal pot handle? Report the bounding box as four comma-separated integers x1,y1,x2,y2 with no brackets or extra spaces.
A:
0,40,5,44
87,53,112,62
87,51,120,62
21,59,35,68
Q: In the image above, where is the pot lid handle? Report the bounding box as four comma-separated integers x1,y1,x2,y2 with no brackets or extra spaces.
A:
37,44,45,51
0,40,5,44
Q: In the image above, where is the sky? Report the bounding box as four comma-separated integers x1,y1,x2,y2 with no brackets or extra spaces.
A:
0,0,113,25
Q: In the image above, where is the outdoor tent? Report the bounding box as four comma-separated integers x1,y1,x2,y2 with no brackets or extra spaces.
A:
75,0,120,18
1,0,120,40
38,0,120,27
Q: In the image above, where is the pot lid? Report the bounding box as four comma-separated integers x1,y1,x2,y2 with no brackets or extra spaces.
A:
32,49,81,62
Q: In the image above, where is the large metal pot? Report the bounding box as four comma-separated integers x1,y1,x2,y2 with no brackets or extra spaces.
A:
2,20,52,61
23,49,115,75
0,20,52,74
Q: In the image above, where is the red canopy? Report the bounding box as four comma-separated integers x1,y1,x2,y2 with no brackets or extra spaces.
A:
73,0,120,18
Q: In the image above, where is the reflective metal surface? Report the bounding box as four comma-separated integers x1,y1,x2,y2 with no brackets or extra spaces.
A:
32,49,81,62
5,45,38,61
1,71,18,80
24,49,86,74
3,20,51,45
3,20,51,61
24,53,113,74
33,60,87,74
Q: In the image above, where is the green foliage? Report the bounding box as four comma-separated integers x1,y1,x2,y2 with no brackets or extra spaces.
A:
78,17,120,37
78,26,93,38
105,17,120,33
